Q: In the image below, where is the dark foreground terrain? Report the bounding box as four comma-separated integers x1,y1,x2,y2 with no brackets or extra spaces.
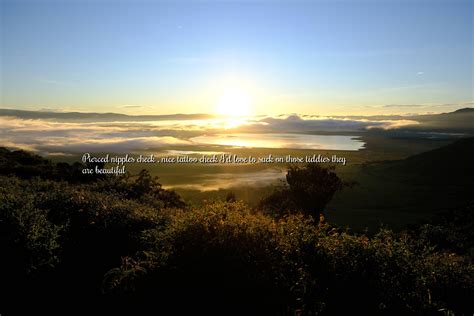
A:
0,140,473,315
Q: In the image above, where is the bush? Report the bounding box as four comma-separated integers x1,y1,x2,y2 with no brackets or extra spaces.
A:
0,148,472,315
103,202,474,315
260,164,344,219
104,201,295,314
0,176,63,274
0,174,168,312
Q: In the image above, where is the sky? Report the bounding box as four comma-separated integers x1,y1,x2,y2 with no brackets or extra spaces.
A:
1,0,473,116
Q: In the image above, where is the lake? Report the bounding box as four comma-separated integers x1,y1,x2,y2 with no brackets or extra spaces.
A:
191,133,365,151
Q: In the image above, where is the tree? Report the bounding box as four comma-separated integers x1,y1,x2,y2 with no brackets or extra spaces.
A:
107,169,186,209
260,164,343,219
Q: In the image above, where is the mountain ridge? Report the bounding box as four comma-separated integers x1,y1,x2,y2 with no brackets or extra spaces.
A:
0,108,214,121
1,107,472,121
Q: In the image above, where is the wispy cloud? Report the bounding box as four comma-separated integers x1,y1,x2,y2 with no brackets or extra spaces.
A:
38,108,66,112
384,104,427,108
383,102,474,109
40,79,73,86
117,105,149,110
366,119,419,130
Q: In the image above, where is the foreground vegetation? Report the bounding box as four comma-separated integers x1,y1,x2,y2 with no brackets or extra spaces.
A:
0,147,472,315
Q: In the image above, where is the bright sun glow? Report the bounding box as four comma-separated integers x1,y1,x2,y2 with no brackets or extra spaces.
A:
215,88,253,117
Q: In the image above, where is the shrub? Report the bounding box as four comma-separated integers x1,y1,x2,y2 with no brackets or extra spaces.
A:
104,202,473,315
0,176,63,274
0,148,472,315
104,201,295,314
260,164,344,219
0,174,168,311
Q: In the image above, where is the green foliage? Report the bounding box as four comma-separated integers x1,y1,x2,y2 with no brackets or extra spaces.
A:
0,148,472,315
104,201,473,315
104,201,302,313
0,177,63,273
0,172,179,314
0,175,165,278
260,164,344,219
416,204,474,258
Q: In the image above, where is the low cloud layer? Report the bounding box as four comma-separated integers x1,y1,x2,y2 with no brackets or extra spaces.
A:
237,114,418,133
0,112,425,154
0,116,192,154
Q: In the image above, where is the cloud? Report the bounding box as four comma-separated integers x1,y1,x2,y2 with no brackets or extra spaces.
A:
0,112,431,154
37,136,191,153
440,102,474,107
41,79,72,86
383,102,474,109
366,119,419,130
0,116,192,154
417,71,424,75
117,105,147,109
236,114,407,133
384,104,427,108
38,108,66,112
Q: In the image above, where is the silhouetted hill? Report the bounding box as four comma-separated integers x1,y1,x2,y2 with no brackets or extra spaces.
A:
0,108,214,122
344,108,474,134
409,108,474,133
0,147,98,182
371,137,474,184
452,107,474,114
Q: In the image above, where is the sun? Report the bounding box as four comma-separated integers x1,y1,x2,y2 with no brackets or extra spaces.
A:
214,87,253,117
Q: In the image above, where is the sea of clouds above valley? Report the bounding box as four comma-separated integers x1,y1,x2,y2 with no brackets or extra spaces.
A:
0,114,418,154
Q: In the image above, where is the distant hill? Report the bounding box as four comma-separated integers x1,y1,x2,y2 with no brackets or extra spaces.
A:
0,147,99,182
409,108,474,132
327,137,474,231
451,107,474,114
342,108,474,134
371,137,474,184
0,109,214,122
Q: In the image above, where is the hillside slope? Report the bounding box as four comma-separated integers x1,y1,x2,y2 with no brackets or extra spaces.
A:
378,137,474,183
328,138,474,231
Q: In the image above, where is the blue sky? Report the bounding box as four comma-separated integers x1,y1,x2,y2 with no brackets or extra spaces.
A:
1,0,472,115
